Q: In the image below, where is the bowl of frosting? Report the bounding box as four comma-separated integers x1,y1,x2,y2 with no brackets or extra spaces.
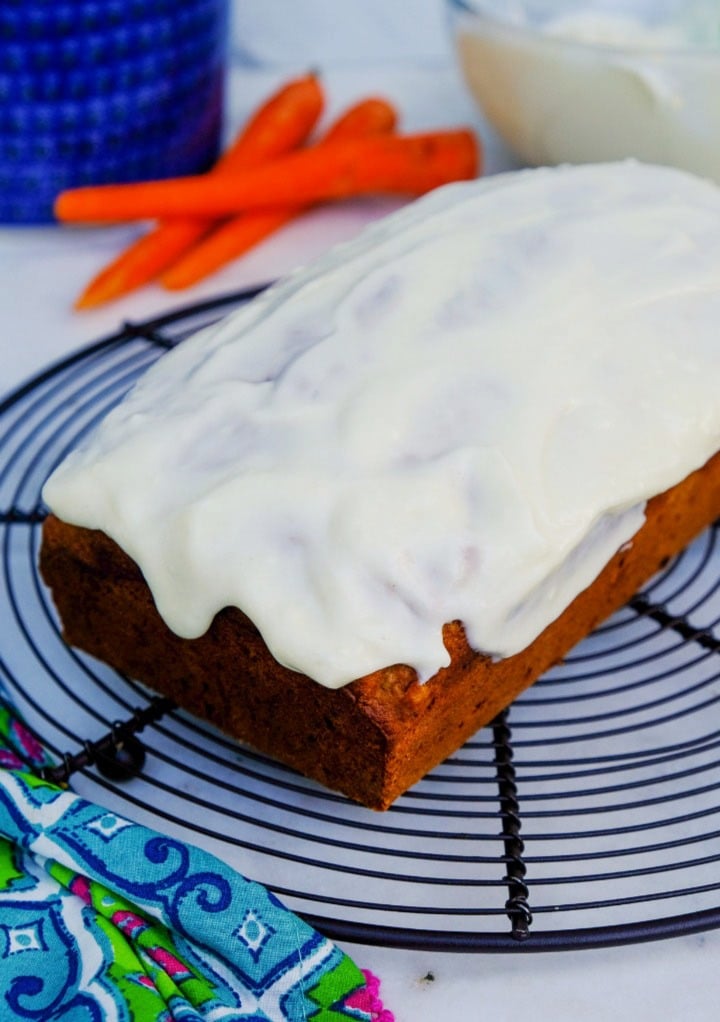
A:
448,0,720,182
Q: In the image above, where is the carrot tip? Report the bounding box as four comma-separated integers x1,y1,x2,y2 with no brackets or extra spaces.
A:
73,272,134,309
73,288,114,310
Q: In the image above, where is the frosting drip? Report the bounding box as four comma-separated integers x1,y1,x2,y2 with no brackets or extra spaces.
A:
44,162,720,687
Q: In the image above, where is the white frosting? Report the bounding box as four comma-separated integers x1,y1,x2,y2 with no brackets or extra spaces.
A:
44,162,720,688
455,5,720,182
462,2,720,50
542,10,713,51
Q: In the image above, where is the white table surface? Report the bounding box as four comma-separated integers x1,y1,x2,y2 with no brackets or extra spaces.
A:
1,56,718,1022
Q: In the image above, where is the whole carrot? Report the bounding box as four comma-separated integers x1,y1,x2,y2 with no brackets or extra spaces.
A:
55,130,480,224
74,72,323,309
161,96,398,290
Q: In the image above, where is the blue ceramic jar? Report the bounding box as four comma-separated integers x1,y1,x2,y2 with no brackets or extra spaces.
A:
0,0,228,222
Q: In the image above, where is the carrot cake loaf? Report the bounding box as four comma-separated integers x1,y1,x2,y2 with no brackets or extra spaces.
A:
41,161,720,807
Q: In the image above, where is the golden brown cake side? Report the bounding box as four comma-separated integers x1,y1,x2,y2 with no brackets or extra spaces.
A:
39,450,720,809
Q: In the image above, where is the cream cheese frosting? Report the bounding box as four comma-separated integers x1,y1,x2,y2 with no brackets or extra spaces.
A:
454,5,720,182
43,161,720,687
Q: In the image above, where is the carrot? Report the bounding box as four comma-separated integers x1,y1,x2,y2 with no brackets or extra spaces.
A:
74,72,323,308
161,211,299,290
74,219,214,309
216,70,324,169
56,130,479,224
161,96,398,290
321,96,397,142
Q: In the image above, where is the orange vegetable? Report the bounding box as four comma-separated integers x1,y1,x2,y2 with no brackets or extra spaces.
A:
74,72,323,309
321,96,397,142
160,212,300,290
161,96,398,291
55,130,480,224
216,70,324,168
74,220,214,309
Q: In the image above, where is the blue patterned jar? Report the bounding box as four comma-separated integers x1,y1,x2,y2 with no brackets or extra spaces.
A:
0,0,228,222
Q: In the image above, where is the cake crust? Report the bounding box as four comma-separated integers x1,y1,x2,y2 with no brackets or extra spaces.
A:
39,450,720,809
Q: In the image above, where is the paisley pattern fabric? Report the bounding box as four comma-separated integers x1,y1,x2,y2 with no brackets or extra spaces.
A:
0,691,392,1021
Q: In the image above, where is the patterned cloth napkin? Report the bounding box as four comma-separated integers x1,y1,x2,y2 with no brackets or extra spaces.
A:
0,693,393,1021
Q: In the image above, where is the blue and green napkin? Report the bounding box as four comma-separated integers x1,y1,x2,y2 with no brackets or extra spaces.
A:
0,691,393,1021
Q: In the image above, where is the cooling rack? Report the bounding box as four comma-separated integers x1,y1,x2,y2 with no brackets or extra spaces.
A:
2,286,720,953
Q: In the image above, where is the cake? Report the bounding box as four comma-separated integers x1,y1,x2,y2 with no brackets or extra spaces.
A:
40,162,720,809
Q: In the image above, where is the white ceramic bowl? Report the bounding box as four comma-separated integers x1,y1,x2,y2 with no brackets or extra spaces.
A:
448,0,720,182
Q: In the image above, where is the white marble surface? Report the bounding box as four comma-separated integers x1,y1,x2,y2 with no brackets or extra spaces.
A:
1,37,719,1022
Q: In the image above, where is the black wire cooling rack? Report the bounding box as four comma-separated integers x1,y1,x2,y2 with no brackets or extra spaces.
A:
3,286,720,953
